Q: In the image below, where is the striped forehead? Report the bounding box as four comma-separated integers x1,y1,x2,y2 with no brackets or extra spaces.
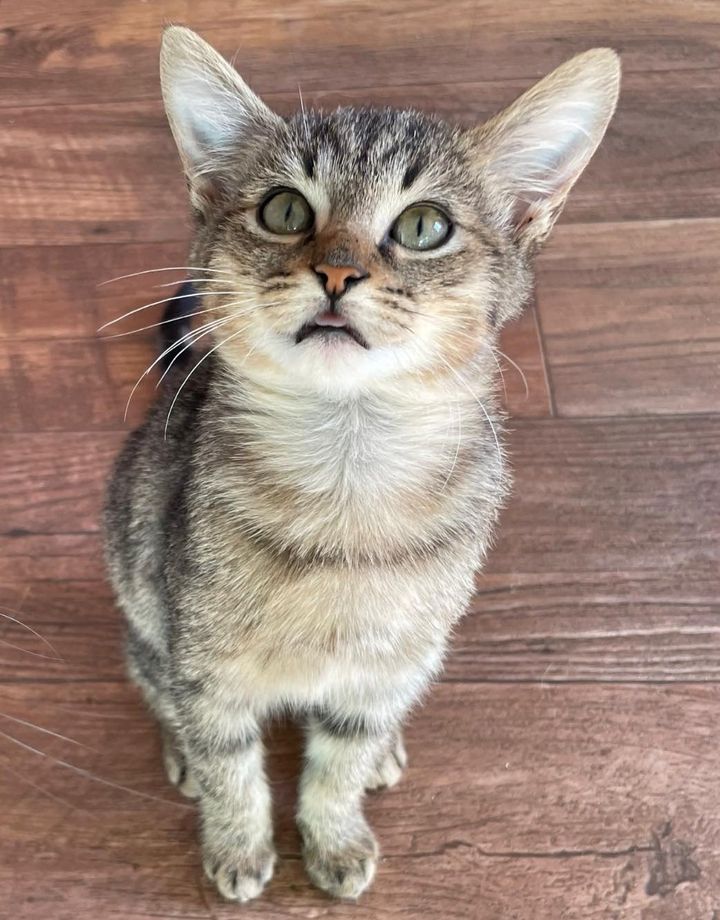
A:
287,109,443,214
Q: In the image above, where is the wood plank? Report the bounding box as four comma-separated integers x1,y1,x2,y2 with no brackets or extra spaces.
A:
455,591,720,683
0,338,159,432
1,0,718,105
0,348,24,430
0,580,122,682
0,431,123,533
0,532,102,581
0,102,188,246
0,241,188,340
487,417,719,587
536,219,720,416
0,680,717,918
452,416,720,681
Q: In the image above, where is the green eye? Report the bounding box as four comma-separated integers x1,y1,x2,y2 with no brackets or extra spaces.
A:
391,204,451,251
259,190,314,235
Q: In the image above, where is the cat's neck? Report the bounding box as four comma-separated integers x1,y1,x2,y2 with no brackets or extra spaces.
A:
200,356,504,561
210,357,499,494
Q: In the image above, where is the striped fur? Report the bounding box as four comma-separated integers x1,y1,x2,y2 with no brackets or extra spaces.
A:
104,26,619,902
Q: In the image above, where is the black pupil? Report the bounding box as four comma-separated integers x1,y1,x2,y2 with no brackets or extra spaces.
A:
416,214,424,239
284,199,294,225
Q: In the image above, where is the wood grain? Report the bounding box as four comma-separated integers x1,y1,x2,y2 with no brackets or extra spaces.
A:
0,680,717,919
0,241,188,339
0,432,122,533
491,418,719,591
1,1,719,917
0,338,158,431
536,219,720,416
2,0,718,105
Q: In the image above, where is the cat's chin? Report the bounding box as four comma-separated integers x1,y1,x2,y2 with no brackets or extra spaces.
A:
232,328,429,398
296,327,369,351
295,319,369,351
251,338,397,398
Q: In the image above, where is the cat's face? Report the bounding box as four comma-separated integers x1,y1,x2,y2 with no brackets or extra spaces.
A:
161,28,619,396
201,109,520,394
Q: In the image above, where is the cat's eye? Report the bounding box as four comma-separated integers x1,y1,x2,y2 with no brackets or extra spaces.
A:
391,204,451,251
259,190,314,235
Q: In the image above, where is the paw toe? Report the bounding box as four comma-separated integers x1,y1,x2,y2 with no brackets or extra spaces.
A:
204,848,276,903
304,836,378,899
366,736,407,792
162,742,201,799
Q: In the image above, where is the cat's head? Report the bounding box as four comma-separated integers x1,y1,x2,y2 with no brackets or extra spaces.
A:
160,27,619,397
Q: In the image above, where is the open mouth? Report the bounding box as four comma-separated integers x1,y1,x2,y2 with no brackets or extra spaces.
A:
295,311,369,349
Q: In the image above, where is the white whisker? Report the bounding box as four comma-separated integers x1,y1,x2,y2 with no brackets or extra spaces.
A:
155,316,234,387
0,638,62,660
97,290,249,333
406,310,529,400
155,277,224,289
0,609,62,660
154,298,278,386
98,266,233,287
101,297,267,340
122,295,279,416
123,320,225,421
0,728,192,809
0,757,83,813
164,326,250,439
123,319,222,421
298,84,312,149
492,346,529,399
101,306,223,340
439,396,462,495
483,342,507,400
437,355,503,467
0,712,92,750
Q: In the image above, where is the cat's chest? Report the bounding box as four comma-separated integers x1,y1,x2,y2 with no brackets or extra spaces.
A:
203,551,474,707
237,398,462,544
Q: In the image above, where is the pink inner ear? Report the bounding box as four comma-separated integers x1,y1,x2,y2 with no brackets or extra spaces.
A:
510,168,578,238
511,199,540,238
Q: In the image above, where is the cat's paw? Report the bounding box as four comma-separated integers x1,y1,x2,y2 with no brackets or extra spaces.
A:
365,733,407,792
203,845,276,902
162,734,201,799
302,830,378,899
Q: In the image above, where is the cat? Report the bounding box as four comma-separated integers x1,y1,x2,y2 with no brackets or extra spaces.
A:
104,25,620,903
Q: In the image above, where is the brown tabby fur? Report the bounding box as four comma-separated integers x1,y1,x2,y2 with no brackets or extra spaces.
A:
104,26,620,903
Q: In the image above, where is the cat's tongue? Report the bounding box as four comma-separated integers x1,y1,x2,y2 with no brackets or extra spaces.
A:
314,311,347,328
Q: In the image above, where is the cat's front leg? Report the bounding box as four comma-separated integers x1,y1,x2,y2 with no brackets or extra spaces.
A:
177,689,275,903
298,707,406,899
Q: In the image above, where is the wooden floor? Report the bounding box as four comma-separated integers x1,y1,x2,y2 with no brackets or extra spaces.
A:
1,2,719,918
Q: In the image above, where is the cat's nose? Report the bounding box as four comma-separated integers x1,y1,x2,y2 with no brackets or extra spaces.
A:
312,263,368,299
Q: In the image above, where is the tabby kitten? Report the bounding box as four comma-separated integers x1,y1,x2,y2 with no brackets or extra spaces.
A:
104,26,620,903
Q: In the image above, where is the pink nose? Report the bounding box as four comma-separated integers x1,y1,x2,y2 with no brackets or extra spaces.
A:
312,263,367,297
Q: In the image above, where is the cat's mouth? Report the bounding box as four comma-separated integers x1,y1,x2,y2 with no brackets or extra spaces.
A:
295,311,369,349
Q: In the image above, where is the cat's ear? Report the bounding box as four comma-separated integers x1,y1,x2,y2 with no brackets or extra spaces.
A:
469,49,620,249
160,26,280,198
